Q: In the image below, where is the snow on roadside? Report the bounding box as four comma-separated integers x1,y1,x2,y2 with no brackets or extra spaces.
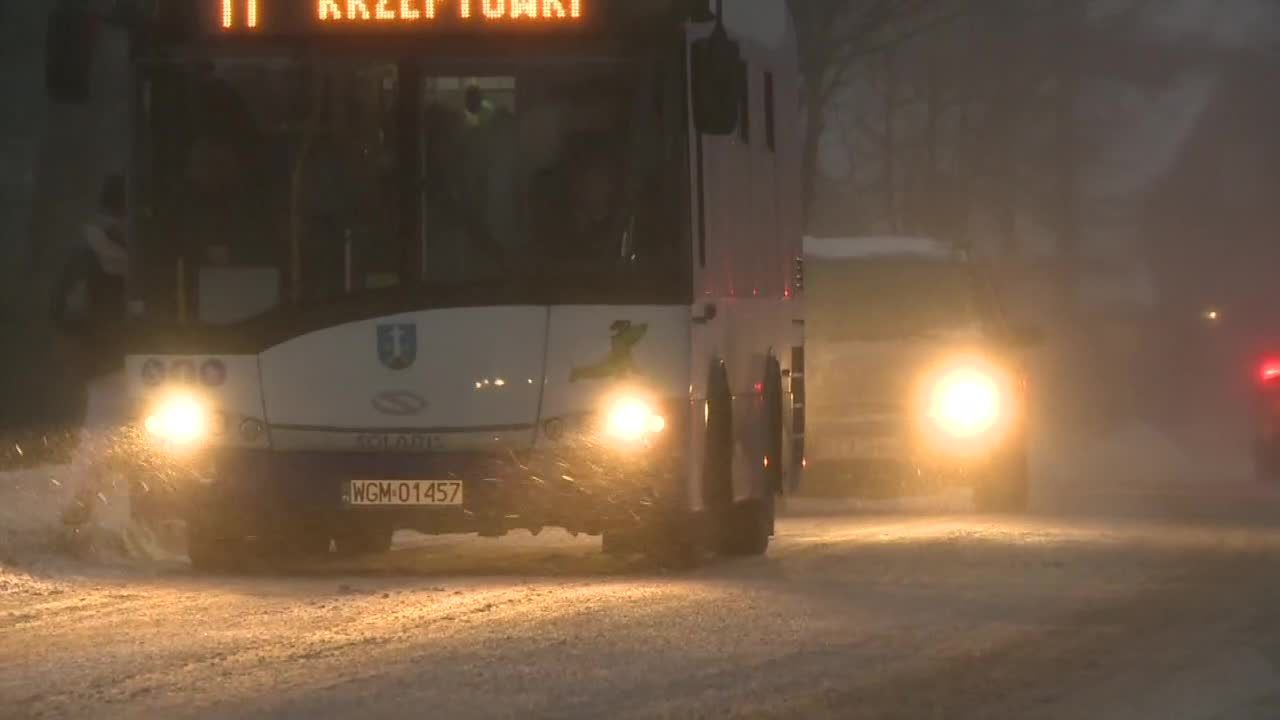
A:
0,429,147,568
0,373,175,569
0,465,80,564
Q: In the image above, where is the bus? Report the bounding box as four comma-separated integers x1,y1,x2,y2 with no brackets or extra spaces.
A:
46,0,805,569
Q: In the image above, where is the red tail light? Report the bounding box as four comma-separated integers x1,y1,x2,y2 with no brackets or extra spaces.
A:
1260,359,1280,384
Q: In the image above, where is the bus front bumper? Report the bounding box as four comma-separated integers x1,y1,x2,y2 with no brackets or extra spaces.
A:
181,448,683,537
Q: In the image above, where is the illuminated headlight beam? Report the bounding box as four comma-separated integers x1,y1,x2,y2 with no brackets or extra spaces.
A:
603,396,666,445
927,367,1002,439
144,393,210,448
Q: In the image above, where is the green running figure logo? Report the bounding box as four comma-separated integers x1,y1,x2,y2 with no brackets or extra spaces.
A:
570,320,649,382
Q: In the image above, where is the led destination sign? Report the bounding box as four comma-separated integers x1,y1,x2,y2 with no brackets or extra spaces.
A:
315,0,582,22
216,0,585,31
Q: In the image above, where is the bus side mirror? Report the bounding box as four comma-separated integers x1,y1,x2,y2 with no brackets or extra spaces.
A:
46,4,97,104
691,23,741,136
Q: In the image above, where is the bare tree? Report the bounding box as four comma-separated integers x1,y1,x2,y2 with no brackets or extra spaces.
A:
827,0,1203,266
789,0,962,225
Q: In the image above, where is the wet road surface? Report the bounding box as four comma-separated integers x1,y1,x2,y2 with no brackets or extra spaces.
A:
3,476,1280,719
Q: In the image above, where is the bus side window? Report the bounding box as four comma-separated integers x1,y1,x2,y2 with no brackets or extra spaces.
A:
733,62,754,295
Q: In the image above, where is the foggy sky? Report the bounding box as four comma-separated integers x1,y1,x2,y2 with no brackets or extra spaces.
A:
1086,0,1280,198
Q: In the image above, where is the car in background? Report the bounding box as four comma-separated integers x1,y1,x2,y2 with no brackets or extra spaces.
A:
1253,357,1280,482
802,236,1037,511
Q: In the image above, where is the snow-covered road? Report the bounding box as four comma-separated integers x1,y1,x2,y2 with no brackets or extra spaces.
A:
4,478,1280,720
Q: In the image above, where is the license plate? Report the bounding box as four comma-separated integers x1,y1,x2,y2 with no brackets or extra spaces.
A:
348,480,463,507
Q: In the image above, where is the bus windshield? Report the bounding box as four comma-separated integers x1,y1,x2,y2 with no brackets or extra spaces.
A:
139,55,687,324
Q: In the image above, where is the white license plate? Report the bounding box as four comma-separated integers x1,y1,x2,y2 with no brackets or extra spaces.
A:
348,480,463,507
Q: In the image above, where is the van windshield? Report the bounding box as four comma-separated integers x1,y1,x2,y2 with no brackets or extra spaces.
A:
137,55,688,325
809,259,979,342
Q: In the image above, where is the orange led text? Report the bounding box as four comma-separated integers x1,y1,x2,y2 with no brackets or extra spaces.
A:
317,0,582,22
222,0,259,28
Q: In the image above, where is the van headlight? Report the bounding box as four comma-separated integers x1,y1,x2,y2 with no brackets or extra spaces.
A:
927,366,1002,439
143,392,209,448
603,395,667,445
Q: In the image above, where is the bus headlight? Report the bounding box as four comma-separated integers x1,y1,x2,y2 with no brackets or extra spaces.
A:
927,367,1002,439
143,393,209,448
603,396,666,445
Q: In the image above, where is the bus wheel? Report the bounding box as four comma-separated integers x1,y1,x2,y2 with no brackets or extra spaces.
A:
720,362,782,557
702,367,740,557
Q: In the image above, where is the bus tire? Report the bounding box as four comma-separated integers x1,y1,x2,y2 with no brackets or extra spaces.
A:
722,361,783,556
703,365,739,557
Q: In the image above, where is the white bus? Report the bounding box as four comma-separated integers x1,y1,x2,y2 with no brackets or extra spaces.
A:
47,0,805,568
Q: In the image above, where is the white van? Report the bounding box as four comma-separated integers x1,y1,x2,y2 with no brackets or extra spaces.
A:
803,236,1033,510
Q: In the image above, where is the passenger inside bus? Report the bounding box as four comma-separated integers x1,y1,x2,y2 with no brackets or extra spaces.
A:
422,80,516,285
